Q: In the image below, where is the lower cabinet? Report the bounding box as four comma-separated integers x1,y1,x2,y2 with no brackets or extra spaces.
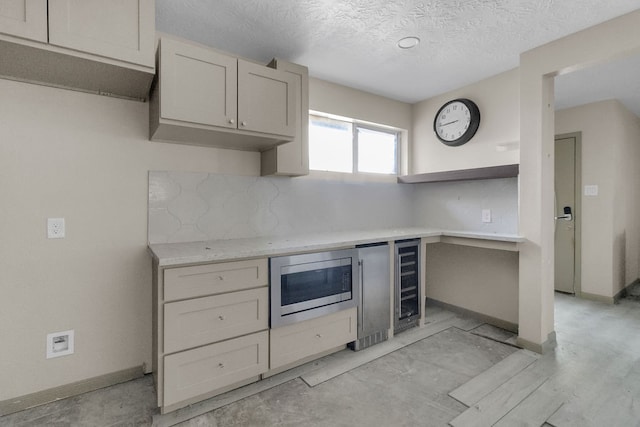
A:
154,256,357,413
270,307,357,370
163,331,268,407
154,258,270,413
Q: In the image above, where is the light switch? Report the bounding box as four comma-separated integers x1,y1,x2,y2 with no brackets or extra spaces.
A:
482,209,491,223
584,185,598,196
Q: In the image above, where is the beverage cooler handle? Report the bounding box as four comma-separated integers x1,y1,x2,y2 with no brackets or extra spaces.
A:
358,259,364,328
395,255,401,318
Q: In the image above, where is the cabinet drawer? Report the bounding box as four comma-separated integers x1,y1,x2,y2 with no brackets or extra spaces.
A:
164,287,268,354
270,308,357,370
163,331,268,407
164,258,267,301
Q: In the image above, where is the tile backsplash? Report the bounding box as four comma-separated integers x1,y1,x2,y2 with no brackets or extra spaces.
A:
148,171,518,244
149,171,416,243
413,177,518,234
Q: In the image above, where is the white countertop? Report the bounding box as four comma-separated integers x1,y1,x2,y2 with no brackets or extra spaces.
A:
148,228,525,267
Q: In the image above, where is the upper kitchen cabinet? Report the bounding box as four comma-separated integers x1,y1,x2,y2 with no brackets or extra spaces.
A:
0,0,155,100
261,59,309,177
47,0,155,68
150,37,297,151
0,0,47,42
155,38,238,130
238,60,296,138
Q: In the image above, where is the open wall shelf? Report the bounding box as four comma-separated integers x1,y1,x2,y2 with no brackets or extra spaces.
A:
397,164,519,184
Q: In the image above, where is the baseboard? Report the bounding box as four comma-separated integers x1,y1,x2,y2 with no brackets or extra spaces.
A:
578,279,639,305
0,365,144,417
613,278,640,303
517,331,556,354
427,299,518,333
580,291,615,305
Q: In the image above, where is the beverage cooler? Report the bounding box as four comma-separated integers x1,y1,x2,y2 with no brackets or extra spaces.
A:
394,239,421,333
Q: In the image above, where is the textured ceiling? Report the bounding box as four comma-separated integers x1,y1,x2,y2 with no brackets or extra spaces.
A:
156,1,640,112
555,53,640,117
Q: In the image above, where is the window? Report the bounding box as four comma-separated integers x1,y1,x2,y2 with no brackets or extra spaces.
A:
308,115,353,173
309,113,399,175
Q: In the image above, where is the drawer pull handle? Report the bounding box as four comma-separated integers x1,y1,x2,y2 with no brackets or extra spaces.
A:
216,275,224,281
218,363,224,369
241,121,247,127
218,315,225,321
315,334,322,339
228,119,235,125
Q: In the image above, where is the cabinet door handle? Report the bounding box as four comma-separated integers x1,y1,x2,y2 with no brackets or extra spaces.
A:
218,315,225,321
315,333,322,339
228,119,235,125
241,121,247,127
218,363,224,369
216,275,224,281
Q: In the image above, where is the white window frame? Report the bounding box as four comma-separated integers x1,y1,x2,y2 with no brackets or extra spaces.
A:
309,111,401,177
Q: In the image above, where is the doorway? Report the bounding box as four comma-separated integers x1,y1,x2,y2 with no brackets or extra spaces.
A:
554,133,582,295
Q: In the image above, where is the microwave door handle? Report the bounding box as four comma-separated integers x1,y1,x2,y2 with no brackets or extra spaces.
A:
359,259,364,330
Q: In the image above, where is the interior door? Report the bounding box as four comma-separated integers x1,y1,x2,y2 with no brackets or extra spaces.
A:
554,137,576,293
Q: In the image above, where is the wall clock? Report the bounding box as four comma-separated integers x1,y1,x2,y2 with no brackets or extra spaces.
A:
433,98,480,146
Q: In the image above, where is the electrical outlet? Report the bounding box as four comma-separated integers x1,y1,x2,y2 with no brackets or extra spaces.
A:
47,218,65,239
46,330,74,359
482,209,492,223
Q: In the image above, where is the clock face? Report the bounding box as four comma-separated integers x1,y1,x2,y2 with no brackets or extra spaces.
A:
433,99,480,146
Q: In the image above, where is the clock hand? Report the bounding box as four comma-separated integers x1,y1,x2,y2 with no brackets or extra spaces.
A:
440,120,459,126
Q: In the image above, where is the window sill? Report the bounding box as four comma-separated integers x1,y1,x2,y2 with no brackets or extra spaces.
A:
302,170,398,184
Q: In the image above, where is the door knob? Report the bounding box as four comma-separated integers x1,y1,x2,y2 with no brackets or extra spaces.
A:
555,206,572,221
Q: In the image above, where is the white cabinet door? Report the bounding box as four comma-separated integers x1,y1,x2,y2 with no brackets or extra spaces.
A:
238,59,296,138
261,59,309,176
159,37,238,130
47,0,154,68
0,0,47,42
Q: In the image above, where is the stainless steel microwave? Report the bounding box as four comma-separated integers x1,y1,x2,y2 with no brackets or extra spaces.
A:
270,248,359,328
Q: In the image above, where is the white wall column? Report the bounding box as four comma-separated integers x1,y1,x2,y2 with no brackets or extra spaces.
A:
517,10,640,352
517,69,556,352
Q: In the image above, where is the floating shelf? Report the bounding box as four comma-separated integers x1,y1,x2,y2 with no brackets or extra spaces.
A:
398,164,519,184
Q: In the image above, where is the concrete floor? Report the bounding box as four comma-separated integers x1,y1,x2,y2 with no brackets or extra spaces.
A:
2,293,639,426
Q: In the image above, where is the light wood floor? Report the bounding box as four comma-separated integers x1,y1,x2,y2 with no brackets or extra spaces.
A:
3,293,639,426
